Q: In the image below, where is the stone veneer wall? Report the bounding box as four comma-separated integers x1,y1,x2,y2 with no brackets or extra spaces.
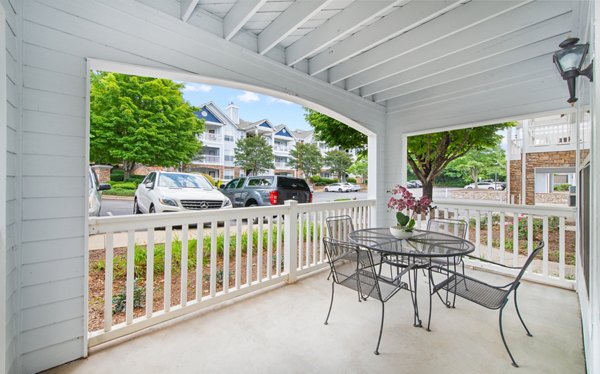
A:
450,190,506,201
509,150,588,205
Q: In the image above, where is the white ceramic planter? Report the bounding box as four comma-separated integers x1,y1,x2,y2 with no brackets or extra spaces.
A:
389,226,414,239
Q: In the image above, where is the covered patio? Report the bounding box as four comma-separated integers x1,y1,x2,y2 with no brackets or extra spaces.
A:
51,269,584,373
0,0,598,373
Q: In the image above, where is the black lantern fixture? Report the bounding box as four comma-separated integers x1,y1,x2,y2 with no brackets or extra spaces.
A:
553,37,593,105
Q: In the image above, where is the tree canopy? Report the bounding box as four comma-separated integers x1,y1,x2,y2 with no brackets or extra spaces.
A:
304,108,367,153
90,71,203,179
348,156,368,182
445,146,506,186
288,142,323,177
324,150,353,181
234,136,275,176
304,107,513,197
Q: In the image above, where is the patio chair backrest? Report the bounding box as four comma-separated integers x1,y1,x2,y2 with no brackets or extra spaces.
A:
326,215,355,242
427,218,468,239
509,241,544,293
323,237,380,294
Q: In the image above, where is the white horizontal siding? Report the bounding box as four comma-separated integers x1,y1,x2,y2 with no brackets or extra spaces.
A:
22,132,84,157
23,110,85,138
21,217,84,243
21,338,83,374
20,277,83,310
22,154,84,177
21,237,84,265
22,176,84,199
22,197,84,220
21,257,84,287
20,317,83,356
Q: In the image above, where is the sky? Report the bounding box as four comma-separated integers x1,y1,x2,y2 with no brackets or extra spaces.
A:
181,82,311,131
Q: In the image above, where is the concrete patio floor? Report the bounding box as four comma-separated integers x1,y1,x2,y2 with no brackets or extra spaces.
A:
49,268,584,374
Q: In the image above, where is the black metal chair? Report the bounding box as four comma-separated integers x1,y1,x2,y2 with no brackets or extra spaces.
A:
427,218,469,308
323,237,413,355
428,241,544,367
325,215,355,242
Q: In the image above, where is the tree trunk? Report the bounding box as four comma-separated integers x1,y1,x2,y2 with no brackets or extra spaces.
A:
123,160,136,180
422,180,434,199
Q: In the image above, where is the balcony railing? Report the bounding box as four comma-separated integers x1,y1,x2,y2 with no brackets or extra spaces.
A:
87,199,375,346
274,162,289,169
431,200,576,289
199,132,222,142
198,155,221,164
274,145,291,152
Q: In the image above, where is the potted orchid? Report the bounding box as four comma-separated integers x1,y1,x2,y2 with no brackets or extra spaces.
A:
387,185,433,239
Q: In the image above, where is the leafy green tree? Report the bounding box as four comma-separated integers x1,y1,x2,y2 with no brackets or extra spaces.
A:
234,136,274,175
324,150,353,181
305,108,367,154
446,146,506,187
305,106,513,197
90,72,203,179
288,142,323,177
348,156,368,182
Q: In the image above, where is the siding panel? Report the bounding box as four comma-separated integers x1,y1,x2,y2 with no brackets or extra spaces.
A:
23,65,85,96
22,87,85,117
22,132,84,157
20,317,83,354
23,109,85,137
21,297,83,331
21,217,84,242
23,43,86,77
22,176,84,198
22,154,84,177
22,197,84,220
21,257,84,287
21,338,83,374
21,277,83,310
22,237,85,265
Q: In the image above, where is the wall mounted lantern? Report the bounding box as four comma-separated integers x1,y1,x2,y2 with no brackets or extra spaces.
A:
553,37,593,105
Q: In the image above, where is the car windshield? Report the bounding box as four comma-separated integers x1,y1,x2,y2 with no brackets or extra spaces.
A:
158,173,213,189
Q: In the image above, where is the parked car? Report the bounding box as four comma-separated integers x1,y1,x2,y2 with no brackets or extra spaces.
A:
220,175,312,207
324,183,352,192
133,171,232,214
344,183,361,192
407,180,422,188
88,167,111,216
464,182,499,190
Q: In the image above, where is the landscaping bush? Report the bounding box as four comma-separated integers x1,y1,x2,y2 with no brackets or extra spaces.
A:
128,175,145,183
103,188,135,197
346,177,357,183
553,183,571,192
111,169,125,182
108,181,138,190
309,176,321,183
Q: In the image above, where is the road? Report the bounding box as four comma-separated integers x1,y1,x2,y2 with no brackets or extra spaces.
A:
99,187,460,217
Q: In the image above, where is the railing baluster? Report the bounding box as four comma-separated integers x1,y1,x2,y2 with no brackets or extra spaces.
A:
276,215,282,277
475,211,481,258
319,210,325,262
181,225,188,307
298,212,304,270
543,216,549,276
487,211,492,260
246,218,253,286
236,218,242,289
223,220,230,293
559,216,566,279
527,215,533,258
499,213,505,265
513,213,519,267
257,216,263,282
267,216,273,280
210,222,217,296
465,209,471,242
196,222,203,300
104,232,114,332
305,211,311,267
312,211,318,266
126,231,135,325
146,229,154,318
164,226,172,312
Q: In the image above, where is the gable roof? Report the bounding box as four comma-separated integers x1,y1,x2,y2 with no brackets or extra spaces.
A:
196,101,234,126
292,129,313,141
274,124,295,139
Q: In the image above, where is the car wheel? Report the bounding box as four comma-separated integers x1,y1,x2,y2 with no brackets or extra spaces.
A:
149,204,156,213
338,188,342,192
133,199,141,214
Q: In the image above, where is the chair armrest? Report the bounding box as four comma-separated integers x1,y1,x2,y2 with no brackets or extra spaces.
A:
465,255,523,270
429,265,508,292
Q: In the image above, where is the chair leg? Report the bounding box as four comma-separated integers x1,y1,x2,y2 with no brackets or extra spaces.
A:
514,288,533,337
324,282,335,325
499,305,519,367
374,302,385,355
427,268,433,331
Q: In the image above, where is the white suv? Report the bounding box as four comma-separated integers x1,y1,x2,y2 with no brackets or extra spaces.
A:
134,172,232,214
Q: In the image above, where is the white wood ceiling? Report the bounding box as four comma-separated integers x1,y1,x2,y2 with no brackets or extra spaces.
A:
169,0,583,112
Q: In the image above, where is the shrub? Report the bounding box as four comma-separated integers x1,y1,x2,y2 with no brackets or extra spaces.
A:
111,169,125,182
347,177,357,183
112,280,145,314
103,188,135,197
553,183,571,192
108,181,138,190
127,175,145,183
309,176,321,183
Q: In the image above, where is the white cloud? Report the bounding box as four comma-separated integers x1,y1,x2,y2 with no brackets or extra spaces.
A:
237,91,260,103
269,97,293,105
183,83,212,93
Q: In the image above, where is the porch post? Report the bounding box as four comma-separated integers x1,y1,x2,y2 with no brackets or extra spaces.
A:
0,6,6,373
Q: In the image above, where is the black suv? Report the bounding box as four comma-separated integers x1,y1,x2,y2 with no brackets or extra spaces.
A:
221,175,312,207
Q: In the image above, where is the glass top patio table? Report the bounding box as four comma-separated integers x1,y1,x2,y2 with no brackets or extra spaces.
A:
348,228,475,258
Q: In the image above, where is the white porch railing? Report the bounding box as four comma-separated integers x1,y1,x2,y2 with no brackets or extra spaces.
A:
199,132,222,142
274,162,289,169
87,199,375,346
430,200,576,289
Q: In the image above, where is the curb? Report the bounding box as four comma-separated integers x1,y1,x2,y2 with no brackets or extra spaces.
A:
103,195,134,201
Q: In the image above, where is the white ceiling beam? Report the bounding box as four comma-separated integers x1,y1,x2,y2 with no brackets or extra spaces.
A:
361,13,571,97
342,1,571,89
223,0,267,41
386,55,556,110
258,0,332,56
180,0,200,22
333,0,529,86
307,0,460,76
285,0,398,66
374,34,567,103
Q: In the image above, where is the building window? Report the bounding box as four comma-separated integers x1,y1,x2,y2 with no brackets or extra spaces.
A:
224,135,234,142
225,155,234,161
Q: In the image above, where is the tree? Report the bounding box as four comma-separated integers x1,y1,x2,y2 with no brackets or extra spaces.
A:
446,146,507,187
348,156,368,182
304,108,513,198
304,108,367,154
234,136,274,175
90,72,203,179
288,142,323,177
324,150,353,181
